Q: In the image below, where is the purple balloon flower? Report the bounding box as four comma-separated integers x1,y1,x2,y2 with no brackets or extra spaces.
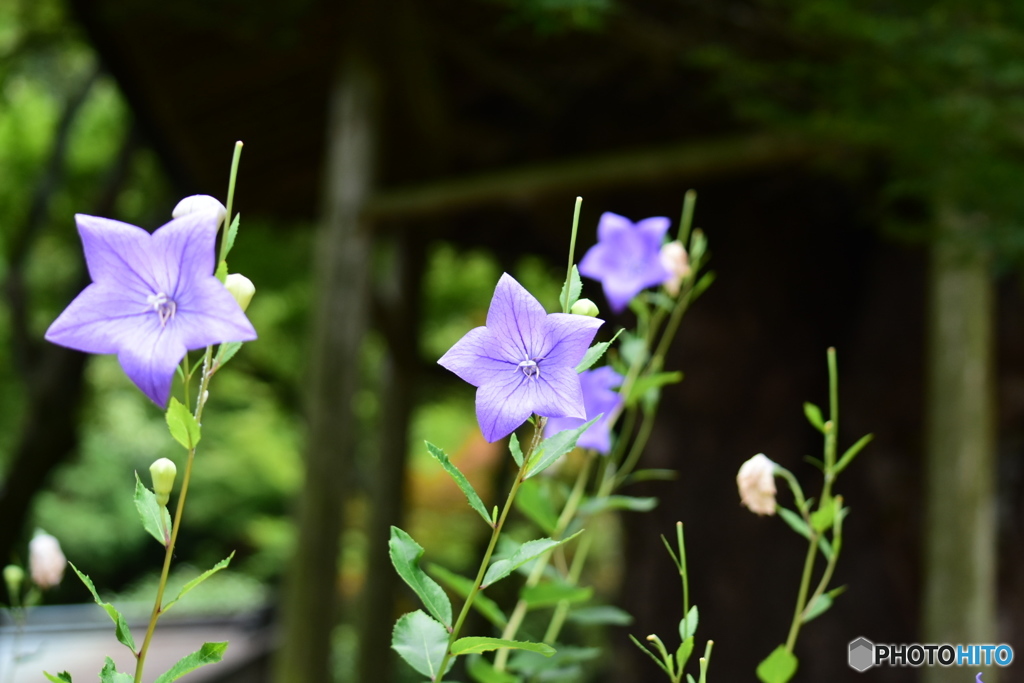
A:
45,212,257,407
578,212,672,312
544,366,624,454
438,273,604,443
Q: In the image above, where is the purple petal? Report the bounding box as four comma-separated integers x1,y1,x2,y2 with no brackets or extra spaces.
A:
596,212,633,242
153,213,220,296
476,373,535,442
116,318,187,407
485,274,548,361
76,215,157,293
539,313,603,368
533,366,586,419
635,217,671,250
45,283,153,354
173,277,258,349
438,326,515,387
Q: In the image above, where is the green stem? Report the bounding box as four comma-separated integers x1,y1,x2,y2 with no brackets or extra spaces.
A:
784,531,818,653
562,197,582,313
678,190,697,245
677,522,689,620
436,420,544,682
219,141,243,266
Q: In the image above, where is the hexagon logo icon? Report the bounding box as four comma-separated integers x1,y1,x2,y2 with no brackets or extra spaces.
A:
849,637,875,672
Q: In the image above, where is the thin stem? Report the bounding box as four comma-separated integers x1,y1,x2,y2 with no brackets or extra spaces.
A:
677,522,689,620
801,497,843,621
562,197,583,313
436,420,544,682
678,189,697,245
219,141,243,266
784,531,818,653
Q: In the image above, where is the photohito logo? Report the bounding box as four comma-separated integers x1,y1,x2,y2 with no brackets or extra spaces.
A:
848,637,1014,672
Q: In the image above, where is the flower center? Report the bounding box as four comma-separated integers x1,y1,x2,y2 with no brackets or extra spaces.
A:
518,359,540,379
147,292,177,327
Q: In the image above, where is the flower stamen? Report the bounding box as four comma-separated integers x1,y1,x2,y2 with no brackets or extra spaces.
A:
147,292,177,326
518,359,540,379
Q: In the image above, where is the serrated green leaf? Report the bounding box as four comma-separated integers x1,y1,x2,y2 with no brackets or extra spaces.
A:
223,213,240,259
216,341,243,368
69,564,135,653
43,672,73,683
428,563,507,629
567,605,633,626
525,418,600,479
482,531,582,588
559,265,582,312
162,553,234,613
165,397,201,450
520,582,592,608
756,645,798,683
679,604,699,640
510,433,524,467
467,654,521,683
99,657,133,683
153,641,228,683
626,372,683,407
426,442,491,526
579,495,658,515
389,527,453,628
575,329,624,373
392,610,451,679
514,479,559,534
134,473,171,546
452,637,555,657
801,593,833,623
834,433,873,475
802,402,825,432
676,637,695,672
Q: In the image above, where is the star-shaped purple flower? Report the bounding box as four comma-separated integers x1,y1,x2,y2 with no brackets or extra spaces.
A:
543,366,624,454
578,212,672,312
45,212,257,407
438,273,604,443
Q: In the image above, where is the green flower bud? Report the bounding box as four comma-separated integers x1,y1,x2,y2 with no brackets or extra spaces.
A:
150,457,177,507
570,298,600,317
4,564,24,596
225,273,255,312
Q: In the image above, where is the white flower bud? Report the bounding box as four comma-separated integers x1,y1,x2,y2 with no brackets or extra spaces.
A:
150,457,177,507
224,273,255,312
737,453,777,516
29,532,67,590
570,298,600,317
660,241,691,297
172,195,227,226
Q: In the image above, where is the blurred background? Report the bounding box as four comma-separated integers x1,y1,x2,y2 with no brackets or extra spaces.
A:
2,0,1024,681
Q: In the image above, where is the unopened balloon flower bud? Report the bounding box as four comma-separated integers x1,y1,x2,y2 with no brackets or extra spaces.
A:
660,241,691,297
224,273,255,312
172,194,227,226
4,564,24,596
150,457,178,507
737,453,777,516
29,531,66,590
570,298,600,317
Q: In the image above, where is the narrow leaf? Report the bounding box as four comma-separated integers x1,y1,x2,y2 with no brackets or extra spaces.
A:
629,634,673,676
676,637,695,672
467,654,521,683
153,642,228,683
579,495,658,515
428,563,508,629
801,593,833,623
70,564,135,653
215,341,243,368
43,673,72,683
525,418,600,479
391,610,451,679
514,479,559,534
482,531,583,587
426,442,491,525
625,371,683,407
567,605,633,626
756,645,798,683
134,473,171,546
834,433,874,475
389,527,453,628
509,433,524,467
223,213,240,259
520,582,593,608
559,265,582,312
802,402,825,432
679,604,699,640
165,397,201,450
162,553,234,613
575,329,623,373
452,637,555,657
777,508,811,540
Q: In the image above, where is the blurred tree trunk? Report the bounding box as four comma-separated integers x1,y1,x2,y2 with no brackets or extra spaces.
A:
922,209,997,683
273,53,377,683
